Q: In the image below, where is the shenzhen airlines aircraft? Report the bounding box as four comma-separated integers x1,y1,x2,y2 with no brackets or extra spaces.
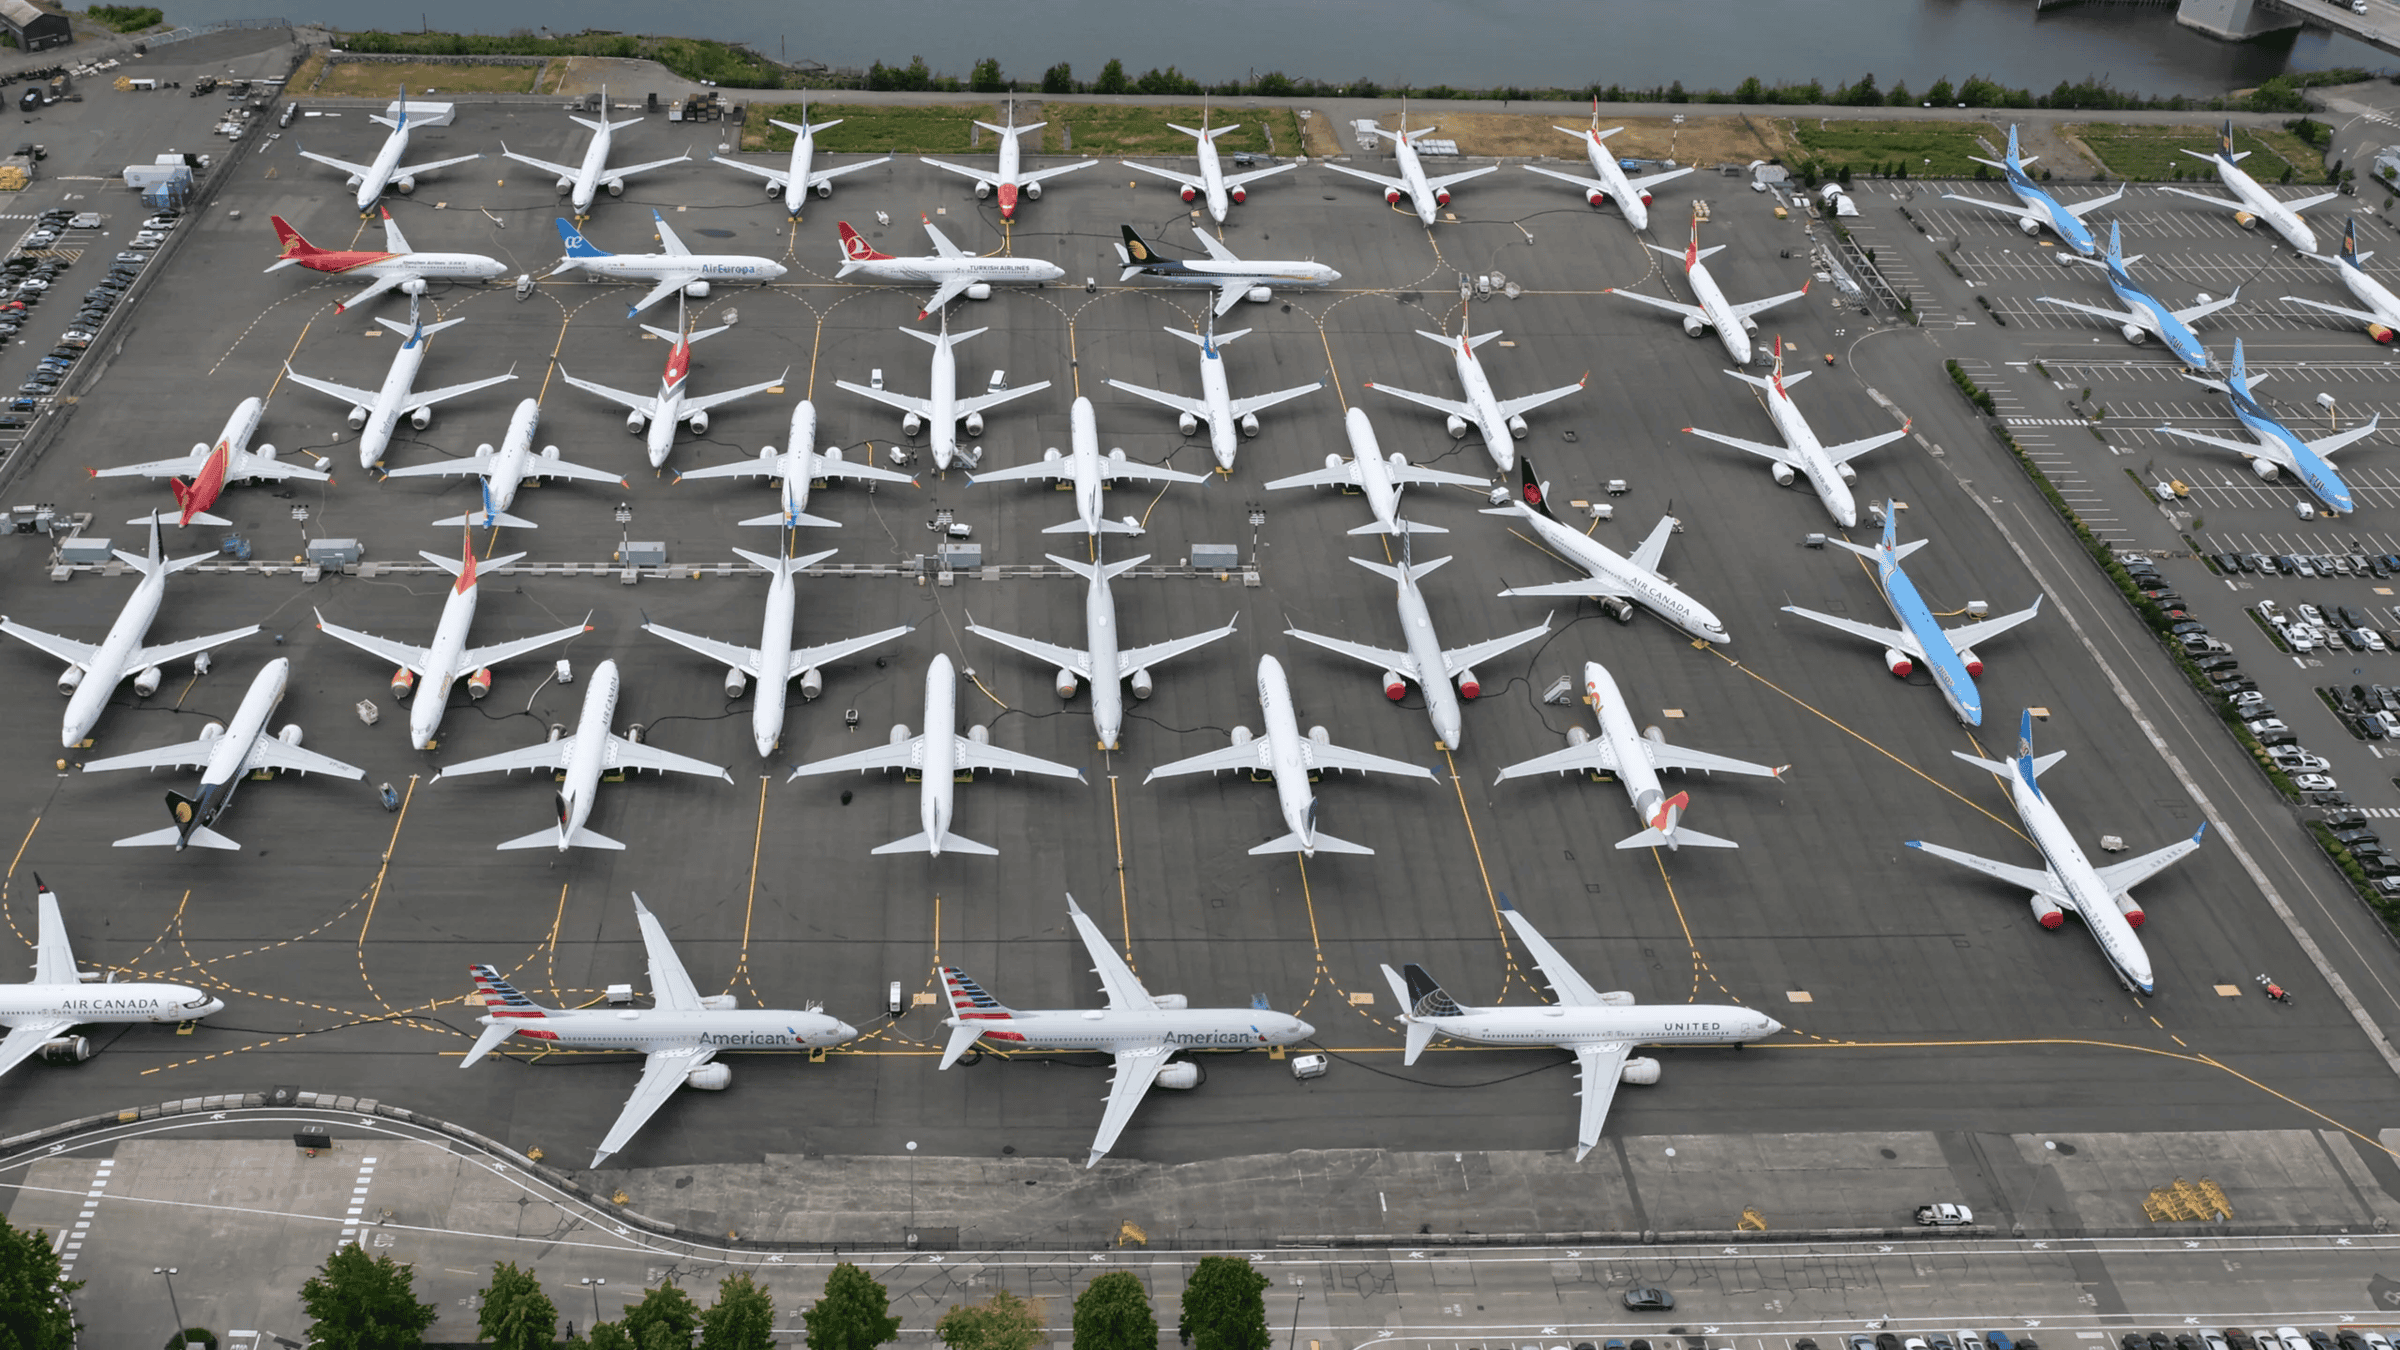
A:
267,208,505,313
92,396,329,529
500,85,688,217
1321,109,1496,225
921,98,1098,220
1940,125,2123,257
1523,99,1696,231
2161,120,2340,255
1121,105,1295,222
708,95,891,215
297,88,480,213
0,877,223,1078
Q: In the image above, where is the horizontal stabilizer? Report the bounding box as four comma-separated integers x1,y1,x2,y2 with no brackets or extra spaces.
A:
498,826,625,851
116,824,239,850
939,1021,987,1070
872,830,1000,856
131,509,231,527
1616,825,1737,850
1250,829,1374,856
738,508,841,528
433,509,537,530
1348,519,1446,535
460,1019,520,1068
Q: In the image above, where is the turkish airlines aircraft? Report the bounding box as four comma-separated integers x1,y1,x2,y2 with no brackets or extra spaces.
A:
551,211,788,318
1365,324,1585,474
379,397,626,530
834,309,1049,471
0,877,223,1080
282,312,517,470
971,396,1207,537
1286,550,1547,751
1121,105,1295,222
1682,339,1910,527
2161,120,2340,255
558,298,788,469
1523,99,1696,231
93,396,329,529
708,96,891,215
675,400,917,528
922,98,1098,220
834,217,1067,319
500,85,689,218
1105,322,1323,473
1264,406,1488,536
1608,211,1808,365
297,88,480,214
1321,110,1496,225
267,208,505,313
1483,460,1731,644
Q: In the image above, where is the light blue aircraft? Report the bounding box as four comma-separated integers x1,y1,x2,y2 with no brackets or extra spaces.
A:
2037,220,2238,371
2154,337,2378,516
1941,125,2123,257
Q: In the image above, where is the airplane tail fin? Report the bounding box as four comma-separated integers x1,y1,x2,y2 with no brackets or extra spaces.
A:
1250,829,1374,856
269,215,322,264
2344,215,2373,266
873,830,999,856
1517,456,1559,521
469,962,552,1018
938,964,1014,1066
1117,224,1160,279
555,217,609,260
2220,118,2248,162
836,221,894,265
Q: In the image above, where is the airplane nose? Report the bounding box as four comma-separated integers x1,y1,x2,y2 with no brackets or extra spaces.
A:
1292,1018,1315,1039
835,1021,859,1041
1761,1017,1783,1036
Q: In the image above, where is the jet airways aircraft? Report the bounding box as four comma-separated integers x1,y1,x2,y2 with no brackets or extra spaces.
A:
314,530,591,751
643,546,914,757
1494,661,1783,850
2161,120,2340,255
708,96,891,215
2036,221,2236,371
501,86,688,218
834,310,1049,471
2155,338,2375,516
559,299,787,469
462,894,858,1167
92,396,329,529
1381,896,1779,1160
940,895,1313,1167
971,396,1206,537
85,657,364,850
922,99,1098,220
267,209,505,313
1939,125,2124,257
1105,322,1323,473
1365,324,1585,474
0,877,223,1079
1,521,258,748
1264,406,1489,536
1146,653,1433,857
1608,211,1807,365
297,89,480,214
1121,107,1295,222
1114,224,1339,319
1909,711,2206,995
835,217,1066,318
1286,551,1548,750
552,212,788,318
379,397,626,529
967,546,1237,750
676,399,916,528
1682,340,1910,527
1781,503,2043,728
2285,217,2400,342
1483,460,1730,644
433,658,733,851
787,653,1084,856
283,312,516,470
1322,111,1496,225
1523,99,1696,232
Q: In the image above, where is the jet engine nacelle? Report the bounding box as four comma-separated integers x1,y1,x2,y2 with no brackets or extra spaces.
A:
1230,187,1248,205
1308,725,1330,745
395,175,417,195
1619,1056,1661,1085
1239,412,1260,438
799,667,824,701
966,723,990,745
257,443,280,463
684,280,711,298
2120,324,2147,345
1681,315,1708,338
1155,1061,1201,1089
767,181,786,199
1456,667,1481,700
686,1062,732,1090
1444,414,1469,440
1506,414,1529,439
686,411,709,437
605,177,627,197
814,179,835,199
554,177,574,194
1245,286,1272,304
724,665,750,699
132,665,162,697
1180,185,1199,203
273,723,302,747
38,1035,90,1063
1041,446,1063,462
197,721,223,741
1384,187,1404,206
1171,409,1199,437
1638,189,1655,205
2114,892,2146,928
1959,646,1983,678
390,667,416,700
1601,596,1635,623
2252,456,2281,481
543,444,563,460
2233,210,2258,230
890,722,912,745
466,667,493,700
900,411,924,438
1130,667,1154,699
1229,725,1252,746
347,405,371,430
626,410,650,434
1381,669,1408,701
972,180,993,200
2019,215,2043,237
1108,447,1129,468
2030,894,2065,929
1587,188,1609,208
963,411,985,438
400,278,428,297
964,282,992,301
1771,461,1796,487
1565,726,1590,746
1024,181,1044,201
343,174,364,189
54,666,81,695
1149,993,1187,1010
1055,666,1081,699
2370,323,2399,345
1836,461,1857,484
1434,188,1452,207
1884,647,1913,678
409,406,432,431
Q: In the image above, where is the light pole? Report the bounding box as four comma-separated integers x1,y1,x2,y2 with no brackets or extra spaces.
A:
906,1140,918,1246
1287,1293,1304,1350
580,1277,606,1327
153,1268,188,1347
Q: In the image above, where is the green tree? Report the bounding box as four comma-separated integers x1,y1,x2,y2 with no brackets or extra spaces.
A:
299,1243,439,1350
1094,58,1129,95
938,1289,1046,1350
1732,76,1765,103
0,1209,79,1349
1072,1272,1157,1350
585,1325,636,1350
623,1282,702,1350
1885,80,1912,106
970,56,1005,92
477,1261,558,1350
1041,62,1074,94
701,1273,777,1350
1177,1257,1268,1350
806,1262,902,1350
1925,76,1954,106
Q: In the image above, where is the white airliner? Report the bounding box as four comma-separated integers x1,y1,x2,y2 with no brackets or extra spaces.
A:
297,89,480,214
1938,125,2123,257
1682,340,1910,527
1483,460,1731,644
378,397,626,529
1286,551,1548,750
1365,325,1585,474
1523,99,1696,232
2157,337,2375,517
1908,710,2207,995
922,98,1098,220
0,877,224,1079
675,399,917,528
1608,211,1808,365
1322,111,1496,225
283,313,517,470
559,299,788,469
786,653,1085,857
834,310,1049,471
432,658,734,852
92,396,328,530
707,96,891,215
939,895,1313,1168
971,396,1207,537
2285,216,2400,343
551,212,788,318
1381,896,1779,1160
500,86,689,218
313,530,591,751
1146,653,1433,857
642,546,914,758
0,521,258,748
267,209,506,314
2160,120,2340,255
84,657,365,850
1114,224,1340,318
1105,322,1324,473
1120,107,1295,222
462,894,859,1167
967,547,1238,750
1494,661,1784,850
835,217,1067,319
1264,405,1489,536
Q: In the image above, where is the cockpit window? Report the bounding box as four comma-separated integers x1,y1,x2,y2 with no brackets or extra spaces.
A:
182,994,215,1009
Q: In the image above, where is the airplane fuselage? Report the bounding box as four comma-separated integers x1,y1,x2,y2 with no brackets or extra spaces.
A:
844,255,1065,290
356,121,411,211
2211,155,2318,254
1873,551,1984,726
570,117,618,214
2006,168,2098,256
1583,662,1679,844
781,133,816,215
2005,760,2155,993
1127,256,1340,294
0,981,221,1027
356,333,438,468
573,250,787,291
1195,342,1241,470
749,564,799,758
1580,129,1653,231
1343,410,1412,530
1759,381,1859,527
2106,266,2212,370
60,565,170,747
2232,385,2353,513
2330,254,2400,326
1253,655,1323,853
1062,401,1116,535
480,398,546,513
1451,338,1522,472
952,1005,1311,1054
1423,1001,1775,1051
178,656,291,845
771,402,828,523
1392,570,1465,749
1508,505,1729,643
484,1007,852,1053
917,653,963,853
1084,568,1128,750
641,343,695,467
407,576,483,750
1686,260,1754,365
926,331,964,469
551,658,623,850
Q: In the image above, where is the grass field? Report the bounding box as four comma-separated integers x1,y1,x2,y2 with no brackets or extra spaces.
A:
741,102,994,154
1056,104,1303,157
1428,111,1778,167
314,60,541,97
1781,119,2004,177
2067,123,2326,181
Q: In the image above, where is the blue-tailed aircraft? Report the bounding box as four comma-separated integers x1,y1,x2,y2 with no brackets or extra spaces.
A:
2153,338,2377,516
2036,220,2237,371
1940,125,2123,257
2284,216,2400,344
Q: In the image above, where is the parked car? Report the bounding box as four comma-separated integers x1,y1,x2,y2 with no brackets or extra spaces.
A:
1621,1288,1674,1312
2274,752,2331,773
2295,772,2342,791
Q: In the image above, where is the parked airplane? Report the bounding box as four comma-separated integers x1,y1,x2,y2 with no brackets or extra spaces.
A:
971,396,1207,536
1114,224,1339,318
462,895,858,1167
378,397,626,529
834,310,1049,471
1381,896,1779,1160
314,529,591,751
2285,217,2400,342
1263,406,1489,536
0,877,224,1079
1523,99,1696,231
967,547,1238,749
92,396,329,529
1939,124,2124,257
1105,322,1323,473
1364,324,1584,474
500,86,689,217
834,217,1067,318
786,653,1084,856
267,209,505,313
1286,551,1549,750
707,95,891,215
1322,110,1496,225
283,313,517,470
552,212,788,318
1482,460,1730,644
1120,106,1295,222
297,89,480,214
2036,220,2235,371
1780,502,2043,728
1908,710,2207,995
2161,120,2339,255
85,657,366,850
675,399,917,527
922,98,1098,220
0,520,258,748
559,299,787,469
433,658,732,851
1145,653,1433,857
1682,339,1910,527
1608,211,1807,365
2154,338,2375,516
642,546,915,757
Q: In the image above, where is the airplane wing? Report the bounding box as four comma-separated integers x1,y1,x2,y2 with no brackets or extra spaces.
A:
1730,285,1810,322
559,368,661,418
711,154,788,187
131,626,263,673
1608,288,1708,323
1365,381,1473,420
1114,617,1239,676
1016,159,1099,185
1905,839,2062,901
625,276,689,317
2035,296,2138,326
1208,281,1254,319
526,453,630,487
1439,620,1552,679
2155,424,2268,459
921,220,965,258
394,152,481,180
671,457,774,485
1390,461,1494,490
1944,596,2044,651
2283,295,2392,327
2062,186,2127,218
1523,164,1613,196
1569,1041,1633,1162
1086,1043,1174,1167
1261,461,1356,491
964,620,1090,680
1144,737,1272,781
1222,163,1296,190
83,737,216,773
917,274,975,315
1824,428,1913,466
1938,192,2038,218
921,156,997,184
1320,162,1407,194
591,1044,714,1167
1627,515,1676,574
1424,165,1500,194
643,621,760,678
0,1023,72,1082
1105,457,1208,487
2283,190,2342,213
433,737,576,780
1227,381,1325,420
1105,378,1208,420
2171,291,2241,326
788,623,915,682
681,373,790,418
1493,738,1620,783
1496,380,1587,422
2306,418,2383,460
2155,185,2244,212
808,155,891,187
280,368,382,409
245,735,368,779
953,380,1054,419
339,272,409,313
1641,738,1783,779
953,737,1084,780
315,613,433,676
456,623,592,679
1066,897,1151,1010
499,147,578,179
966,457,1070,487
2094,826,2207,894
788,737,924,777
1190,233,1241,265
650,214,692,258
1283,628,1416,682
1686,426,1797,467
1299,738,1436,779
818,455,916,487
608,153,692,183
31,888,73,986
635,896,706,1011
90,453,202,481
377,452,497,483
409,372,519,410
1122,161,1205,191
602,733,733,781
1779,605,1920,660
0,619,98,668
833,379,934,420
296,148,375,177
1501,903,1607,1006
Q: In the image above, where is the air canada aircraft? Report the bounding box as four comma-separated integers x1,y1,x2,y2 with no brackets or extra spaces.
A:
0,877,223,1079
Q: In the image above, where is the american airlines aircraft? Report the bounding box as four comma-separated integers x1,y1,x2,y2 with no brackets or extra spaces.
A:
2036,221,2236,372
922,99,1098,220
297,89,480,214
708,96,891,215
1381,896,1779,1160
1263,406,1488,536
558,299,788,469
1909,711,2207,995
2160,120,2340,255
938,895,1313,1167
462,894,858,1167
1114,224,1340,318
1939,125,2123,257
267,209,505,313
1105,322,1323,473
1608,211,1807,365
1682,340,1910,527
2285,217,2400,342
500,86,689,218
1120,106,1296,222
834,310,1050,471
93,396,329,530
1321,111,1496,225
1365,325,1585,474
2156,338,2375,516
834,217,1067,319
971,396,1207,537
283,312,517,470
379,397,626,530
551,212,787,318
1522,100,1696,232
1285,551,1548,750
1483,460,1730,644
675,400,917,528
0,877,223,1078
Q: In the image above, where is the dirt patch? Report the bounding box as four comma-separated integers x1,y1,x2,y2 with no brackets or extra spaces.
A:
1057,104,1301,158
1411,111,1780,167
1297,111,1342,158
313,60,540,97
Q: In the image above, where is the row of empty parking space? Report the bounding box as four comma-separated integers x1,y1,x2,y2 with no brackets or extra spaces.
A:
1960,358,2135,543
1957,248,2342,288
2194,526,2400,558
2043,359,2400,384
1907,190,2389,245
1839,219,1948,321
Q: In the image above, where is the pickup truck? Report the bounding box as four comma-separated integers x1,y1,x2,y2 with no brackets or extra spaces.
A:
1914,1203,1974,1226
